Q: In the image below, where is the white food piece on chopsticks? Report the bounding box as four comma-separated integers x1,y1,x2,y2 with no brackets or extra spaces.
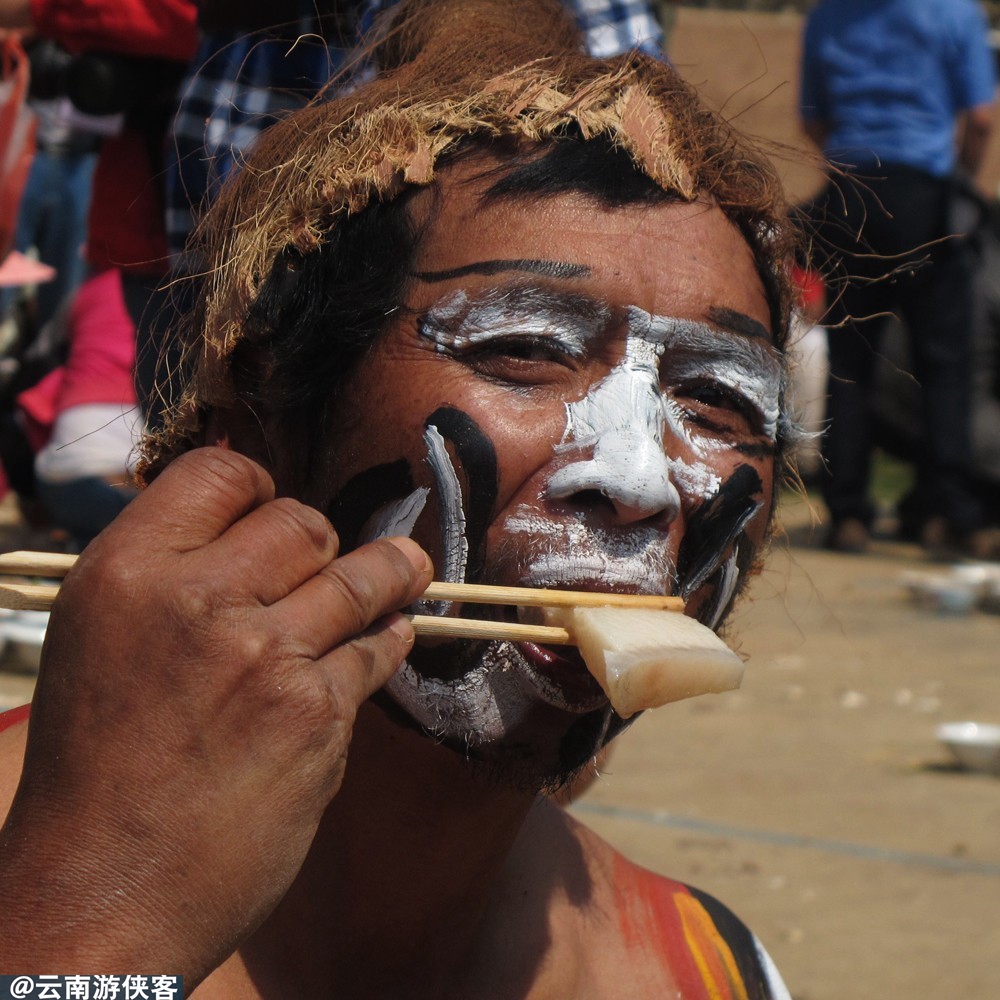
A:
540,606,744,718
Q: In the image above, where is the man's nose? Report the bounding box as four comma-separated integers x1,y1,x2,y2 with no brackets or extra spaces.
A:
546,427,682,525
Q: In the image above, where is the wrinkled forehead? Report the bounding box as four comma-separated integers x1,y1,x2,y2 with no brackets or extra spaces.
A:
404,177,769,338
401,150,780,345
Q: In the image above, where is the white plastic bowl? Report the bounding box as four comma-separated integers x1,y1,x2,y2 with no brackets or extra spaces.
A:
0,611,49,672
937,722,1000,775
900,572,979,614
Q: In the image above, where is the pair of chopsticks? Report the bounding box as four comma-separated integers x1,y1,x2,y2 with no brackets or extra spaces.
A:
0,550,683,646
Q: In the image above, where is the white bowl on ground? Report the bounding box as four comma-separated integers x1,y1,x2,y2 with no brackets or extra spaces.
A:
0,610,49,672
936,722,1000,775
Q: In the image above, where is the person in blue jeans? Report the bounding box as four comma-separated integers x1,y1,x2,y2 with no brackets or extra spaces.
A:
1,48,99,332
800,0,999,558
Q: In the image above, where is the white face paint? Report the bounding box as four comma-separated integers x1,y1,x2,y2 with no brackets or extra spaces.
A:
381,287,782,748
420,423,468,611
502,508,675,593
358,487,429,545
548,306,781,515
419,286,608,360
702,553,741,631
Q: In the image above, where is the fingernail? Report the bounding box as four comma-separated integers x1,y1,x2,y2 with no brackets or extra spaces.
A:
387,612,415,646
386,536,433,576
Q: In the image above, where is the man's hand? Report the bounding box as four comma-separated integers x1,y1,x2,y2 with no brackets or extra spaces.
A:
958,101,996,180
0,448,432,982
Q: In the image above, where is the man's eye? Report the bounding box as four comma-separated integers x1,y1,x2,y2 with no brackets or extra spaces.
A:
676,381,761,436
465,338,577,380
488,338,572,362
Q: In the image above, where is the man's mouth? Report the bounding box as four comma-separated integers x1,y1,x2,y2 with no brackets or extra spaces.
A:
458,596,602,711
511,635,608,712
502,570,682,714
412,570,678,716
411,594,608,713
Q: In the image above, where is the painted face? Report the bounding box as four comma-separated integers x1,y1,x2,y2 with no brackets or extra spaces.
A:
308,159,782,788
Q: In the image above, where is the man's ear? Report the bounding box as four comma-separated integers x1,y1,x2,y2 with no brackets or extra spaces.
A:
203,402,310,497
204,403,275,473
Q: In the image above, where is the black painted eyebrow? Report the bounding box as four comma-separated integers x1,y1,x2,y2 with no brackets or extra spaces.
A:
707,306,772,342
413,259,591,282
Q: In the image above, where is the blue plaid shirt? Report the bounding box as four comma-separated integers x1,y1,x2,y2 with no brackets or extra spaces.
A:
166,0,664,267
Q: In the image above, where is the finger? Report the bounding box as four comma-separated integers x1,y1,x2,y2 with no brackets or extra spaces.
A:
315,612,415,711
102,448,277,554
265,537,433,659
198,497,341,605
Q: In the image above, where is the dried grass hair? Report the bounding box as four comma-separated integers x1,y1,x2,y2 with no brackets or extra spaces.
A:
141,0,797,480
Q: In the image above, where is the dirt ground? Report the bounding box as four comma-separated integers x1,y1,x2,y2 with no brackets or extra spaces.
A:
0,10,997,998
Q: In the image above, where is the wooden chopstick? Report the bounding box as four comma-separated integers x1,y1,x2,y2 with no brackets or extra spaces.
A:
0,551,76,577
408,615,571,645
422,580,681,611
0,549,683,646
0,550,682,610
0,581,59,612
0,580,573,644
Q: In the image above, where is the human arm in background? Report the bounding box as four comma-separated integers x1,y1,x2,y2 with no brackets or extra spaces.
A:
951,0,997,180
797,11,831,158
801,117,830,153
958,101,995,177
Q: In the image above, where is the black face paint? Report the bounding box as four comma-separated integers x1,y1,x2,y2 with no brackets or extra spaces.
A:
413,259,591,283
326,459,415,551
424,406,499,580
559,709,632,774
676,463,764,601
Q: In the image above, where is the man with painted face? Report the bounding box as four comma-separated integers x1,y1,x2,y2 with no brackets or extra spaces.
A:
0,1,795,995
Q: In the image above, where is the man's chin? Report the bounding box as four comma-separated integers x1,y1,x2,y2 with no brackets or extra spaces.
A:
371,663,632,794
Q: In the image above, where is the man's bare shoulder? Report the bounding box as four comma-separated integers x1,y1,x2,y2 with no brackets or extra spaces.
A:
563,810,791,1000
0,705,30,820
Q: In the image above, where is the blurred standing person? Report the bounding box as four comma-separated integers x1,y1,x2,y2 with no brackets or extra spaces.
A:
0,40,98,332
800,0,999,557
0,0,197,535
18,268,139,550
0,0,198,294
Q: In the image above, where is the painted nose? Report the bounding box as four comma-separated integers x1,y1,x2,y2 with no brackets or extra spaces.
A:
547,427,682,525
